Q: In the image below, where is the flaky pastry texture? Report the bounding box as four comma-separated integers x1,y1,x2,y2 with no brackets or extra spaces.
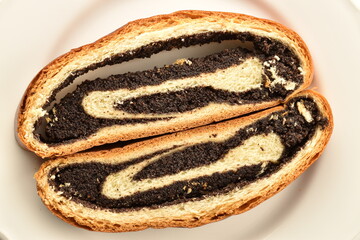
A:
35,90,332,232
17,10,313,158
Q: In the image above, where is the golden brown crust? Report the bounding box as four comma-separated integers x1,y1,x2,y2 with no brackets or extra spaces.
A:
17,10,314,158
35,90,332,232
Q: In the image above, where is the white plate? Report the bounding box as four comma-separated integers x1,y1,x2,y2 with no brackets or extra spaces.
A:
1,0,360,239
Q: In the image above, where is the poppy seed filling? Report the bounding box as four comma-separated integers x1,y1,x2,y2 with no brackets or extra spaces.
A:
35,31,304,144
48,96,328,212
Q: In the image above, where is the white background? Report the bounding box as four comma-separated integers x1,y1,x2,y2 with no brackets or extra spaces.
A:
1,0,360,239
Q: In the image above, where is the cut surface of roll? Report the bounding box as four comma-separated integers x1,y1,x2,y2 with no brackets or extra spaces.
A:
17,10,313,158
35,90,333,232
